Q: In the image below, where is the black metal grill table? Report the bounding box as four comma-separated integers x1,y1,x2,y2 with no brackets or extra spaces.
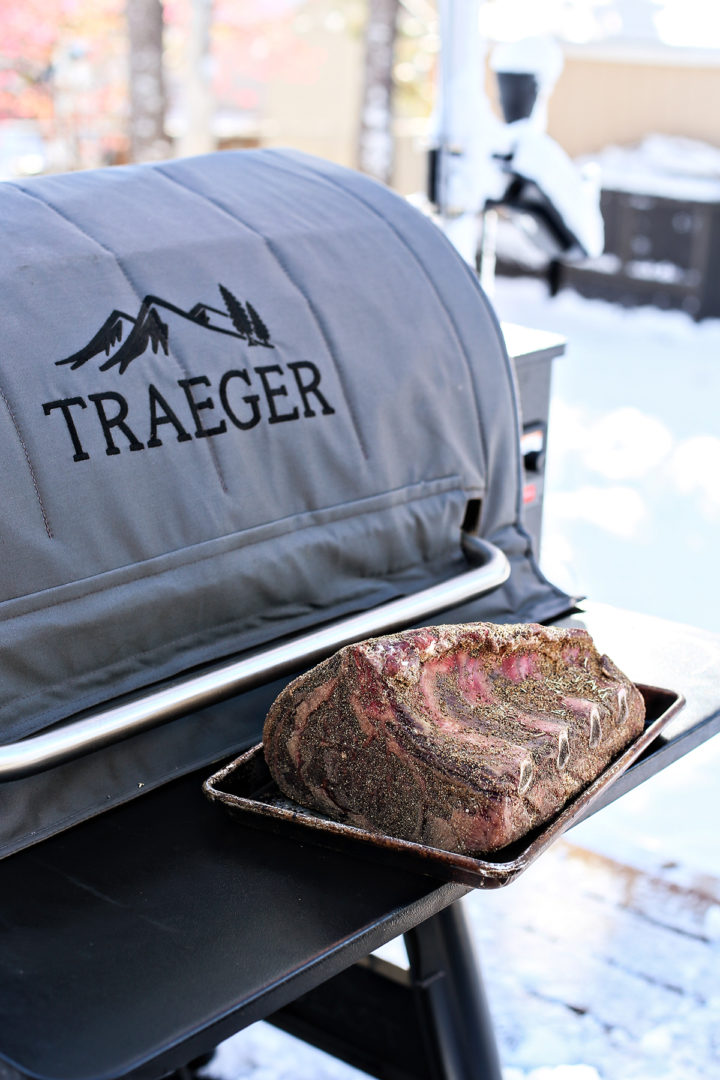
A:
0,601,718,1080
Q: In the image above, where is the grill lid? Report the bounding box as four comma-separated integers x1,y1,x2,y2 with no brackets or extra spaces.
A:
0,148,571,749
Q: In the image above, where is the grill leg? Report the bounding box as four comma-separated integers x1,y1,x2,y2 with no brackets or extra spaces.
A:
268,897,502,1080
160,1053,214,1079
404,899,503,1080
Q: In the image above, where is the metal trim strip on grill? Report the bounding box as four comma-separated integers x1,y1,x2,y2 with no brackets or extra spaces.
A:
0,534,509,781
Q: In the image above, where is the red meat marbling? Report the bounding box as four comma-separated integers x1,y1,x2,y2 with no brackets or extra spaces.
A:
262,622,645,854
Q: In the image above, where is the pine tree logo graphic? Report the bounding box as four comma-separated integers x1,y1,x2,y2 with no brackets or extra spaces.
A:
218,286,273,348
246,301,271,347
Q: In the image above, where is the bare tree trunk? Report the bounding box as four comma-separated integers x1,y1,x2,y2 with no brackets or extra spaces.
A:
357,0,399,185
126,0,171,162
178,0,215,157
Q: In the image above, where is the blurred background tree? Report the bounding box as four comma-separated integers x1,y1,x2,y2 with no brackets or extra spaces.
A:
357,0,399,184
126,0,171,161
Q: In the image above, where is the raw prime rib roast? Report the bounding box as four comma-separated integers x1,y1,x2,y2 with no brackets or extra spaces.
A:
263,623,646,855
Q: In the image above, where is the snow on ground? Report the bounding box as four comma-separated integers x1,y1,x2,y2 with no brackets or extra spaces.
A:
492,276,720,637
582,135,720,202
200,278,720,1080
464,842,720,1079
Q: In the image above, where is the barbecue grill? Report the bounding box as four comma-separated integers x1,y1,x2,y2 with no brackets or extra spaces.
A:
0,150,718,1080
0,149,571,857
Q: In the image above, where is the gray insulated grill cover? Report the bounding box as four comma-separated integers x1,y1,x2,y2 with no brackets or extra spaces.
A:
0,150,571,852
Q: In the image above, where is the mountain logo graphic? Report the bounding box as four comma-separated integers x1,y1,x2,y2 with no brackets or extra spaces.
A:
56,284,273,375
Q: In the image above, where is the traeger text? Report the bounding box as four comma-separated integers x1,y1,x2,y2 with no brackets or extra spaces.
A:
42,361,335,462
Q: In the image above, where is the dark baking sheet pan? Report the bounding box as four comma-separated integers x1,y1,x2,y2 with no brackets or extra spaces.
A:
203,684,684,889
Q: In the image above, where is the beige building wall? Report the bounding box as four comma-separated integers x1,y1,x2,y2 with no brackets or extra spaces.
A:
262,13,364,169
392,122,431,196
547,53,720,158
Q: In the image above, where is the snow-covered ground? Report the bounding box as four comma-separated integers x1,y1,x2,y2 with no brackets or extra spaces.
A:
200,278,720,1080
494,276,720,638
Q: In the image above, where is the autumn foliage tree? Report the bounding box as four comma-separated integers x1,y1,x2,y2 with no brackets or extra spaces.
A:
0,0,128,169
0,0,63,122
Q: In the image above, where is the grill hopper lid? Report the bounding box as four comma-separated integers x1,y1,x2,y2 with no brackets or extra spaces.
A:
0,149,571,759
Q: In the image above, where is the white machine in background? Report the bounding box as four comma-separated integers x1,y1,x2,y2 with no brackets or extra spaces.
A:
429,3,604,281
